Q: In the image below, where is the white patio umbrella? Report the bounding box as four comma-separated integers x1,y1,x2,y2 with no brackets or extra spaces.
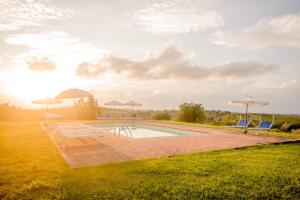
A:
124,101,142,113
32,97,62,110
104,100,124,116
229,97,269,133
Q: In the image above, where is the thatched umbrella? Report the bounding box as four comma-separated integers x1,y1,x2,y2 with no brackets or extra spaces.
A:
56,88,93,120
124,100,142,113
55,88,93,105
104,100,123,116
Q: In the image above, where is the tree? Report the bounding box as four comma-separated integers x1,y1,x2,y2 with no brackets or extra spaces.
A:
77,96,99,120
177,103,206,123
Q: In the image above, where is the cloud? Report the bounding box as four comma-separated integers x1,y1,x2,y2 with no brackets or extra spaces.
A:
26,57,56,71
5,31,106,67
6,31,77,49
76,62,106,79
279,79,297,89
212,11,300,49
212,61,278,79
76,44,279,80
0,0,73,32
133,0,224,35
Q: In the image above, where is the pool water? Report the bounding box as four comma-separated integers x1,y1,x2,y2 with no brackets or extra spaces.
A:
90,124,205,139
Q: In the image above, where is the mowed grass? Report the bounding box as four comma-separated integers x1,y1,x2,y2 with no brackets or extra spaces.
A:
0,122,300,199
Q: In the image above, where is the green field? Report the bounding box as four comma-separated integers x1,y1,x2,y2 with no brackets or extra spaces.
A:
0,122,300,199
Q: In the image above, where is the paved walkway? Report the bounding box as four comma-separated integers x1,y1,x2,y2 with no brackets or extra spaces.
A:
46,121,295,168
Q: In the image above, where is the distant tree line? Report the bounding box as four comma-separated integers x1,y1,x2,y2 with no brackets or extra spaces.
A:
0,96,100,121
151,102,300,133
1,100,300,133
0,103,43,121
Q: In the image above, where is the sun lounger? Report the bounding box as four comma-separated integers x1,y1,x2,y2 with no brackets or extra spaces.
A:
96,114,113,119
248,115,274,132
227,115,252,128
52,123,111,148
44,113,62,119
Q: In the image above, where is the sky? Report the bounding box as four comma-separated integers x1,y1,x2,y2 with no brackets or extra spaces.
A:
0,0,300,114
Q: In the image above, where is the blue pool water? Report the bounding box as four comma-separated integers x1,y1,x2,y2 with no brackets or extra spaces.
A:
90,124,206,138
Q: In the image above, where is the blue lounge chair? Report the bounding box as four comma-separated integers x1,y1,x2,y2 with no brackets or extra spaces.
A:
227,115,252,128
96,114,112,119
249,115,274,132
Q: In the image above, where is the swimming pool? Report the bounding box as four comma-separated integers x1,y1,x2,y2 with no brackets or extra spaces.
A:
90,123,206,139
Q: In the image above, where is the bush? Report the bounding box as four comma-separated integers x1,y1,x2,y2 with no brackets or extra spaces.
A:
77,96,99,120
291,129,300,134
280,122,300,133
177,103,206,123
152,112,171,120
272,121,284,129
280,123,291,132
287,123,300,132
219,114,240,126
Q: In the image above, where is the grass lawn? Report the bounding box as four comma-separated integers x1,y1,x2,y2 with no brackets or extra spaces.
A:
0,122,300,199
150,120,300,139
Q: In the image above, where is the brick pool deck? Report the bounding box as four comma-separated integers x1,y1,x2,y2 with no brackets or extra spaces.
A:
46,121,297,168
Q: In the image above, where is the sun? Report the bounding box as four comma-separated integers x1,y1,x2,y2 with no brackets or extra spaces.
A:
4,67,82,105
2,59,112,107
6,73,60,102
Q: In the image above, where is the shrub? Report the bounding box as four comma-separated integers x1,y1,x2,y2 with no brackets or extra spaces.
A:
177,103,206,123
272,121,284,129
152,112,171,120
292,129,300,134
280,122,300,133
287,123,300,132
280,123,291,132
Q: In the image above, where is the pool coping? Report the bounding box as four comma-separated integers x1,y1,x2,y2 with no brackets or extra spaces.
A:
42,120,299,168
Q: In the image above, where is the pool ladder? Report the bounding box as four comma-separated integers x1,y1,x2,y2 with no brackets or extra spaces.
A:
114,124,133,138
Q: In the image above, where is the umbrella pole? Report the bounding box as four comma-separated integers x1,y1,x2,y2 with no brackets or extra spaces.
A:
73,97,77,120
45,104,49,122
244,103,249,134
114,105,115,117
